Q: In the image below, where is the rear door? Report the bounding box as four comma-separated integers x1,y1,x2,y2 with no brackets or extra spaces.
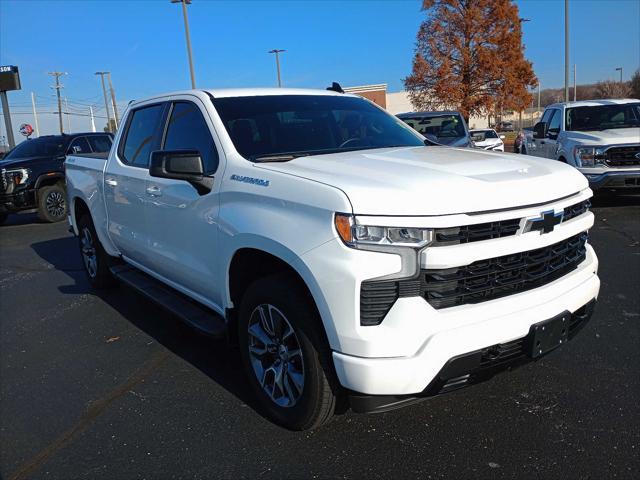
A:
143,97,224,305
103,102,167,265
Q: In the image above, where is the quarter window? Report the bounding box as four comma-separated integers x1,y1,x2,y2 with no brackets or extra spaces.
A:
87,135,112,153
120,104,164,167
163,102,219,174
67,137,91,154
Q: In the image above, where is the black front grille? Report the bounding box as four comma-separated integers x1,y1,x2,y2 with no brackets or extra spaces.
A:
563,199,591,221
434,218,520,245
422,232,588,309
605,145,640,167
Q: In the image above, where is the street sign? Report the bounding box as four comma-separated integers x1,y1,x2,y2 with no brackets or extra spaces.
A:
19,123,34,138
0,65,21,91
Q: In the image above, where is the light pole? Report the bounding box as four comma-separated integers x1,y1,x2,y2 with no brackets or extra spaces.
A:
95,72,113,132
615,67,623,83
171,0,196,89
106,72,119,128
564,0,570,102
268,49,286,87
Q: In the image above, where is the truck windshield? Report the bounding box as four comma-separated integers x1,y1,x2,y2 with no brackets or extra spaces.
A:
2,137,66,160
565,103,640,131
400,114,467,141
212,95,424,161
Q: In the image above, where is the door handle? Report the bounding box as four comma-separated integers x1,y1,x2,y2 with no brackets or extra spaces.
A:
146,185,162,197
105,178,118,187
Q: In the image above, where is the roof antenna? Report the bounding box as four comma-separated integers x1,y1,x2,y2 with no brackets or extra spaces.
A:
326,82,344,93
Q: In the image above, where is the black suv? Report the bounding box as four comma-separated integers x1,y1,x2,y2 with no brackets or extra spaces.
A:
0,132,113,224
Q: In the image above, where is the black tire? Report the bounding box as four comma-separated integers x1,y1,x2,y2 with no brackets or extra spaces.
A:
37,183,67,223
238,273,339,430
0,213,7,225
77,214,116,289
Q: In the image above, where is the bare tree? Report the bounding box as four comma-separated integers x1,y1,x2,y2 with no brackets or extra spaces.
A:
595,80,631,99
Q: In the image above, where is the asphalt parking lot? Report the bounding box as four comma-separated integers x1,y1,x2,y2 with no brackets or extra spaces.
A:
1,195,639,480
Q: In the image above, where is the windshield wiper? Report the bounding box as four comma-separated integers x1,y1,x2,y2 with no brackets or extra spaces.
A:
251,153,309,163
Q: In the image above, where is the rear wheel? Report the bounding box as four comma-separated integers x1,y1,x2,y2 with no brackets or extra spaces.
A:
77,214,116,289
37,183,67,222
238,273,338,430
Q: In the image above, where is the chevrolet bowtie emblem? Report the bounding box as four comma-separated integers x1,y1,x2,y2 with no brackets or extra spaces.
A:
529,210,563,234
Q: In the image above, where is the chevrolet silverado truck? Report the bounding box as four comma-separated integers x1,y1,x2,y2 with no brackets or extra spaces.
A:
528,99,640,192
0,132,113,224
65,88,599,430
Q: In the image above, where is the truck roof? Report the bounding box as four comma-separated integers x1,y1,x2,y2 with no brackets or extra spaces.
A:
129,87,356,107
547,98,639,109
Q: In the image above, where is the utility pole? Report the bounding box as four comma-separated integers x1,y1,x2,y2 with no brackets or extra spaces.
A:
106,72,119,128
48,71,67,134
537,83,541,112
171,0,196,89
615,67,623,83
564,0,570,102
0,92,15,148
89,106,96,132
95,72,112,132
31,92,40,137
268,49,286,87
64,97,71,132
573,64,577,101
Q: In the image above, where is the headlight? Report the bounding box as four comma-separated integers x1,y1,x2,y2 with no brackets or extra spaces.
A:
2,168,30,185
335,213,433,249
574,146,606,167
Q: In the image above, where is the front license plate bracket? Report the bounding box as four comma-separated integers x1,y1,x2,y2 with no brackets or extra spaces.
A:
526,311,571,358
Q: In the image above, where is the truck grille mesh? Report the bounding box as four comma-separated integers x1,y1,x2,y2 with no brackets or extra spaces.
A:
604,145,640,167
360,232,588,324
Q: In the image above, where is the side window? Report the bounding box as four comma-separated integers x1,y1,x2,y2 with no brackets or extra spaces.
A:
120,104,164,167
87,135,112,153
67,137,91,154
163,102,219,174
540,109,554,125
547,109,561,137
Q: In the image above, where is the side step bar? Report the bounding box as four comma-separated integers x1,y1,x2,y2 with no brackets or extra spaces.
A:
109,264,226,338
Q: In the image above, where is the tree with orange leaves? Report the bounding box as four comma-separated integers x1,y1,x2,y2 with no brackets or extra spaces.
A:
404,0,538,121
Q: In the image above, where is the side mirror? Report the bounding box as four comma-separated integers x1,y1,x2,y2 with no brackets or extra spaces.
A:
533,122,547,139
499,135,505,140
149,150,213,194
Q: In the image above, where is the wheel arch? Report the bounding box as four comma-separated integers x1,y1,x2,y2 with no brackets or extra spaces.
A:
34,172,65,190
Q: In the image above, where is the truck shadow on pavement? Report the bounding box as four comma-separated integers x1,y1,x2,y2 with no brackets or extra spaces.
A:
30,235,266,421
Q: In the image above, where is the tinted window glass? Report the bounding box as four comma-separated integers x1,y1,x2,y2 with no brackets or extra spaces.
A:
163,102,218,173
548,109,561,135
212,95,423,160
3,137,66,160
67,137,91,154
87,135,112,153
565,103,640,131
540,109,554,125
401,114,467,140
121,104,164,167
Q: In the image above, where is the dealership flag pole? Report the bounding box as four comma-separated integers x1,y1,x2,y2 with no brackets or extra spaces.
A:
31,92,40,137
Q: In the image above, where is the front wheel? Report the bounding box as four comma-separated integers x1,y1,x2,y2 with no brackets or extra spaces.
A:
77,214,116,289
238,273,339,430
37,183,67,222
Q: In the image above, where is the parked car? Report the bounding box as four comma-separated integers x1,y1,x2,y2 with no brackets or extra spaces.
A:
528,99,640,192
66,88,598,430
495,121,515,132
0,132,113,224
470,128,505,151
397,111,472,147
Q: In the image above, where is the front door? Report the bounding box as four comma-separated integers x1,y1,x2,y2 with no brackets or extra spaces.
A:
104,102,166,265
531,109,554,157
543,109,562,159
143,98,224,307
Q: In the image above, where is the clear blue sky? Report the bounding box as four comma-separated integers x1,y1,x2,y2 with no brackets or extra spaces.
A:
0,0,638,139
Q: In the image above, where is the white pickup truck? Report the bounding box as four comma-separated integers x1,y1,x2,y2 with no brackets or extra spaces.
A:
527,99,640,191
66,88,599,430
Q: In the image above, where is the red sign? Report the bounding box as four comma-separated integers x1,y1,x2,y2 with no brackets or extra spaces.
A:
19,123,34,137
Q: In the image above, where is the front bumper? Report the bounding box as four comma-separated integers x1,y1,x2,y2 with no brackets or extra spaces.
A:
583,170,640,190
350,299,596,413
0,189,36,213
331,244,599,396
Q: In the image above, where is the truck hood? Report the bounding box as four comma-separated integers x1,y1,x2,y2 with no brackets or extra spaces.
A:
564,127,640,144
257,146,588,216
0,155,54,169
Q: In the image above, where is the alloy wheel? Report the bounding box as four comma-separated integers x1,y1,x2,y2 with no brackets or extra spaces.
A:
46,191,66,218
80,227,98,278
247,304,305,408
